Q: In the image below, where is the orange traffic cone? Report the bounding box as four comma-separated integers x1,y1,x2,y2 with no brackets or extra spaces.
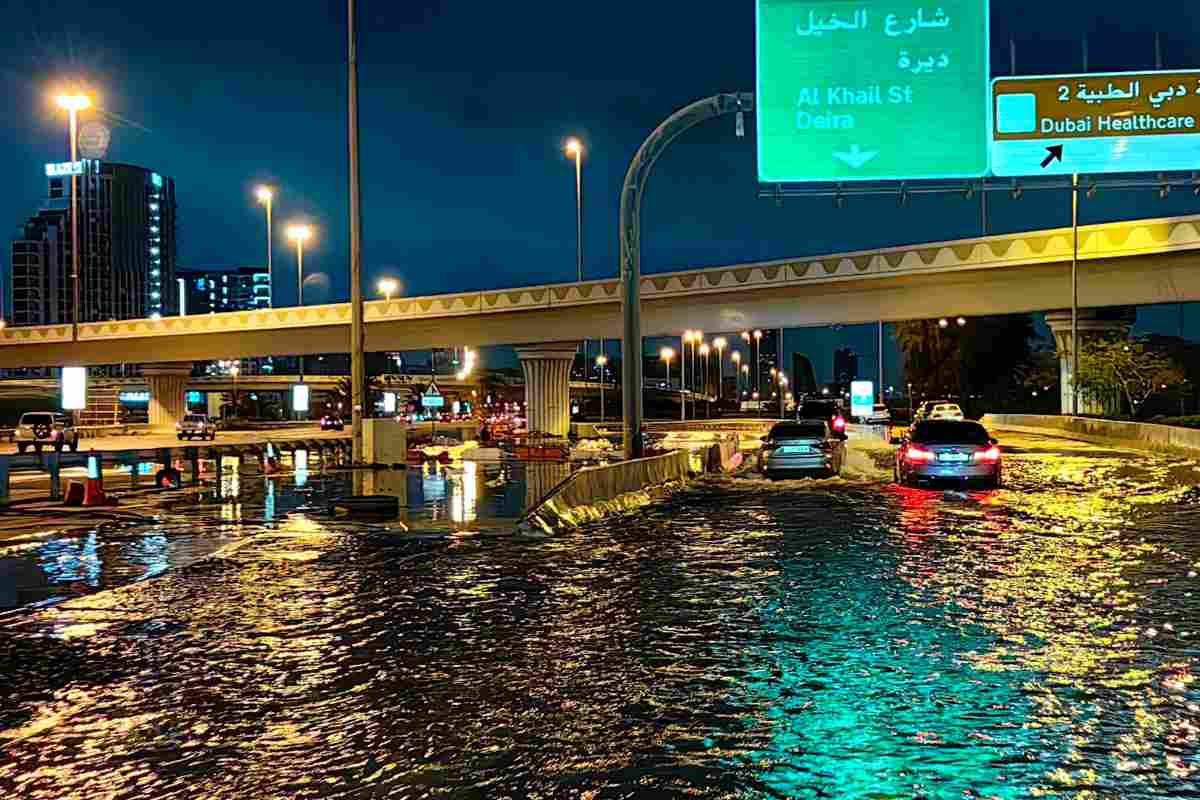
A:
82,450,107,507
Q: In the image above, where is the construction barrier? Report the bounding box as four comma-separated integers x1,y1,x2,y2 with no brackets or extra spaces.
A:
82,451,108,506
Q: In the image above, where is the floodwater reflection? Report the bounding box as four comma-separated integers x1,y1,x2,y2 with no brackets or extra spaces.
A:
1,433,1198,798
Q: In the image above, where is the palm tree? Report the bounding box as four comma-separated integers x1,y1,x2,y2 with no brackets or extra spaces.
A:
894,320,962,398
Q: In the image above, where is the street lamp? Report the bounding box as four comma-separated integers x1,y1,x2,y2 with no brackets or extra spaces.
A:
699,342,711,414
54,91,92,338
713,337,727,402
660,346,675,388
956,316,967,327
778,374,788,419
377,277,399,301
753,330,763,394
287,223,313,381
564,137,584,282
255,186,274,306
286,224,313,306
682,330,695,413
596,353,608,422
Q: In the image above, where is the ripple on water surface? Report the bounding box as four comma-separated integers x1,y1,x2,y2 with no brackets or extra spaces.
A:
1,437,1199,798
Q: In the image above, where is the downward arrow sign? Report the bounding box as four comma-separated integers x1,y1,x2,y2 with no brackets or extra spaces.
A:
833,144,880,169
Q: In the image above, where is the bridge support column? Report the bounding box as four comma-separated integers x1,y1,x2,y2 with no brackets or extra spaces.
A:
144,364,192,430
515,342,580,438
1045,308,1136,415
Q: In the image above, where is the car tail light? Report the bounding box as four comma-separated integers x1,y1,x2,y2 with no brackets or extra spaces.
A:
832,415,846,432
905,444,935,463
973,446,1001,463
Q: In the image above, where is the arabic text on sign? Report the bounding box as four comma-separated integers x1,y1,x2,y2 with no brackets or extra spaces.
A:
795,7,952,37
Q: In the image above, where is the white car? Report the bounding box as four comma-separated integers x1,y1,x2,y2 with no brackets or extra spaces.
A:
865,403,891,425
928,403,965,421
15,412,79,453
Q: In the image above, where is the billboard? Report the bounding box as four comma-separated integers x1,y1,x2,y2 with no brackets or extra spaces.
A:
850,380,874,419
756,0,990,182
292,384,310,412
62,367,87,410
991,70,1200,176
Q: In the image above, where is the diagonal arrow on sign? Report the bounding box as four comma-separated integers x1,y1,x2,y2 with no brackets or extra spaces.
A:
832,144,880,169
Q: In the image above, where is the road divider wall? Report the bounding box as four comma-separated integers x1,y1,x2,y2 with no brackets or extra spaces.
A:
981,413,1200,454
522,450,691,531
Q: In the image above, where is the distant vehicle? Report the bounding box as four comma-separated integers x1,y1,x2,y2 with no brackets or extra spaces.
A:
864,403,891,425
177,413,217,441
15,412,78,453
797,398,847,435
759,420,846,479
913,399,953,422
894,419,1001,489
320,415,345,431
928,403,965,421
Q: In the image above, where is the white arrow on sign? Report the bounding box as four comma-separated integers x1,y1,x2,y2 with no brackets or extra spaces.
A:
833,144,880,169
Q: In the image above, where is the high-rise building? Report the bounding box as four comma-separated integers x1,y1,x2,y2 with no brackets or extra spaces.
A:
9,160,177,325
178,266,270,315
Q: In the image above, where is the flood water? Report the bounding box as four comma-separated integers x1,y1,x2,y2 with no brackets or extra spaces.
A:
2,432,1199,798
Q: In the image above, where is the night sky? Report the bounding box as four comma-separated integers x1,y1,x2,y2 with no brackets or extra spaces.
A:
3,0,1200,346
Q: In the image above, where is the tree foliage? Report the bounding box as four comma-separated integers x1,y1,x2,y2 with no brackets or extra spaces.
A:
1073,336,1185,416
895,315,1036,406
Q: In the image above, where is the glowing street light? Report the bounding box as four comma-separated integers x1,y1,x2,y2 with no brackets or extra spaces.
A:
286,223,313,381
377,277,399,301
53,91,92,339
596,353,609,422
713,336,728,401
255,186,274,306
660,346,675,388
753,329,763,394
286,223,313,307
731,349,742,396
564,137,584,282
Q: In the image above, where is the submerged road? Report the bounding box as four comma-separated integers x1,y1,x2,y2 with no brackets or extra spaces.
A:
2,429,1199,798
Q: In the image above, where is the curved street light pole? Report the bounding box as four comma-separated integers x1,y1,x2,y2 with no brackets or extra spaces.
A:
620,92,753,458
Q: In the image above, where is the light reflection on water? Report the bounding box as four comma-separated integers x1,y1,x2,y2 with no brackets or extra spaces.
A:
0,435,1198,798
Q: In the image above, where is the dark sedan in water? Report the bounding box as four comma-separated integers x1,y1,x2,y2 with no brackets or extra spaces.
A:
759,420,846,479
895,419,1001,488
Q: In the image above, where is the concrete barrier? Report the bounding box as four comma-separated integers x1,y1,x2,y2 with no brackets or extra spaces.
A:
981,413,1200,455
522,450,691,531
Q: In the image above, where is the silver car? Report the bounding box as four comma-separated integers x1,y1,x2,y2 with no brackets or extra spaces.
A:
895,420,1001,489
177,413,217,441
15,412,79,453
759,420,846,479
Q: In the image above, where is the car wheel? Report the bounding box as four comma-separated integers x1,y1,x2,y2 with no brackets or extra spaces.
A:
69,439,78,453
17,443,26,454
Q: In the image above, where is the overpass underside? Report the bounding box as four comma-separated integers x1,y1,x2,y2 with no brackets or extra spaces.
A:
2,215,1197,432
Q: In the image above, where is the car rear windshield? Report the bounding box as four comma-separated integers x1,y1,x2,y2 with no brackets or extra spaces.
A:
799,402,839,418
184,415,207,422
19,413,52,424
770,422,827,440
911,421,989,445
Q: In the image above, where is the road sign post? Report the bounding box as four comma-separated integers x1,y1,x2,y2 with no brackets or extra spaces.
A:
756,0,990,182
991,70,1200,176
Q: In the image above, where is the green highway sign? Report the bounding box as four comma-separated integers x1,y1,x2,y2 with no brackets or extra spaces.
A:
756,0,990,182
